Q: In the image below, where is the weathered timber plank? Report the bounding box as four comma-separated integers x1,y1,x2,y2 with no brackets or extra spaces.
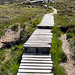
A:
25,42,50,45
32,33,53,35
30,34,53,38
34,29,52,31
19,66,52,69
28,37,52,40
18,69,51,73
21,60,53,63
26,41,51,43
20,63,53,67
22,58,51,60
28,39,51,41
17,73,54,75
22,55,51,58
24,44,51,48
37,13,54,27
30,37,53,39
27,38,52,42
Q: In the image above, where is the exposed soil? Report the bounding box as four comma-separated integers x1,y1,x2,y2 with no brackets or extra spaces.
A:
0,25,21,49
60,34,75,75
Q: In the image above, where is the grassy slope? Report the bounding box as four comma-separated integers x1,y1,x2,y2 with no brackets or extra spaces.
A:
0,3,53,75
52,1,75,55
0,3,52,37
0,0,27,4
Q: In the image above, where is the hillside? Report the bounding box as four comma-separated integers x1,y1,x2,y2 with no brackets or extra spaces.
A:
0,0,75,75
0,3,53,75
0,0,27,4
54,0,75,2
48,1,75,75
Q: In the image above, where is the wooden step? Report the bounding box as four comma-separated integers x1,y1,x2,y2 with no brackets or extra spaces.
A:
17,73,54,75
33,29,52,33
19,66,52,70
31,34,53,38
20,63,53,67
28,38,52,41
32,33,53,35
24,44,51,48
21,60,53,64
18,69,51,73
22,58,51,61
26,40,52,43
22,55,51,58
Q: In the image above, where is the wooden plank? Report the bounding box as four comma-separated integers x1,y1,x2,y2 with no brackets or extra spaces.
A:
26,41,51,43
20,63,53,67
27,38,52,42
22,58,51,60
34,29,52,31
24,44,51,48
19,66,52,69
28,38,52,41
32,33,53,35
25,42,50,45
21,60,53,63
38,22,54,27
30,36,53,39
31,35,53,38
29,37,52,40
37,24,54,26
22,55,51,58
33,29,52,33
17,73,54,75
28,39,51,41
18,69,51,73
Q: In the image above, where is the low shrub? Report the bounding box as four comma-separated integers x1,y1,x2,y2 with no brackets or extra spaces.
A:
53,24,62,37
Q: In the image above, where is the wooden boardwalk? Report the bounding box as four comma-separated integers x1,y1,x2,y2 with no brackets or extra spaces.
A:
17,55,53,75
24,29,52,48
37,13,54,28
17,6,57,75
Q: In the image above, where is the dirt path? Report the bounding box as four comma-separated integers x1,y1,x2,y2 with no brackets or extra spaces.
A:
60,34,75,75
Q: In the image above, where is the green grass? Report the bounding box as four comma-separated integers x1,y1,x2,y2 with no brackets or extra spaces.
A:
53,1,75,55
0,4,52,37
51,25,67,75
0,44,23,75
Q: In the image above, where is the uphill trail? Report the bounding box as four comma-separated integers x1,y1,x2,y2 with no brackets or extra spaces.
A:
17,6,57,75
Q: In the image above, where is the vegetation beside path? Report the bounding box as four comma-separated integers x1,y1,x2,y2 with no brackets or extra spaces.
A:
0,1,74,75
51,25,67,75
0,3,53,75
49,1,75,75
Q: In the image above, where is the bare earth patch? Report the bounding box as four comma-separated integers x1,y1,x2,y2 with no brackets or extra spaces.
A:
60,34,75,75
0,27,21,49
